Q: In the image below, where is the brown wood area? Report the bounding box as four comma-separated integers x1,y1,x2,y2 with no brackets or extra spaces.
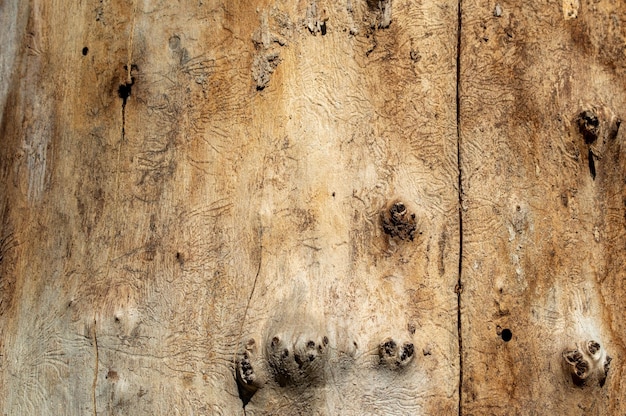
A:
0,0,624,415
460,1,626,414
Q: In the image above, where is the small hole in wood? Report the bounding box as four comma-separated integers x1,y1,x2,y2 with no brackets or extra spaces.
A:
118,81,133,102
501,328,512,342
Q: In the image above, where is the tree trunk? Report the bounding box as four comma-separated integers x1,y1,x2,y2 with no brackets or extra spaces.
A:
0,0,623,415
459,1,626,414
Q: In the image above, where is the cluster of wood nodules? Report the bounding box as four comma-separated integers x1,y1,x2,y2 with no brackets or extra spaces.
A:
378,338,415,368
562,340,612,387
381,201,417,241
266,334,330,387
235,335,415,405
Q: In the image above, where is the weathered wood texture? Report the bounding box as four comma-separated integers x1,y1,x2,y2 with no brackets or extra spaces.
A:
460,1,626,414
0,0,459,414
3,0,626,415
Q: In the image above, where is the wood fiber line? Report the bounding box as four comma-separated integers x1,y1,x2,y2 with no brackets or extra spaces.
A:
92,319,99,416
456,2,464,415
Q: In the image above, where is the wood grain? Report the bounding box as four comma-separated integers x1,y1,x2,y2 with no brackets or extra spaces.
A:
0,0,459,414
459,1,626,414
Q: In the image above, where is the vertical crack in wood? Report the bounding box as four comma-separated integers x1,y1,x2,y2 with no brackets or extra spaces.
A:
90,8,135,412
240,226,263,337
92,317,99,416
121,96,127,145
126,0,137,85
234,225,263,407
118,0,136,167
456,0,464,414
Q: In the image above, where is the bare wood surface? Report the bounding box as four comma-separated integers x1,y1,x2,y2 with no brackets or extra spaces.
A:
0,1,459,414
3,0,625,415
459,1,626,414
